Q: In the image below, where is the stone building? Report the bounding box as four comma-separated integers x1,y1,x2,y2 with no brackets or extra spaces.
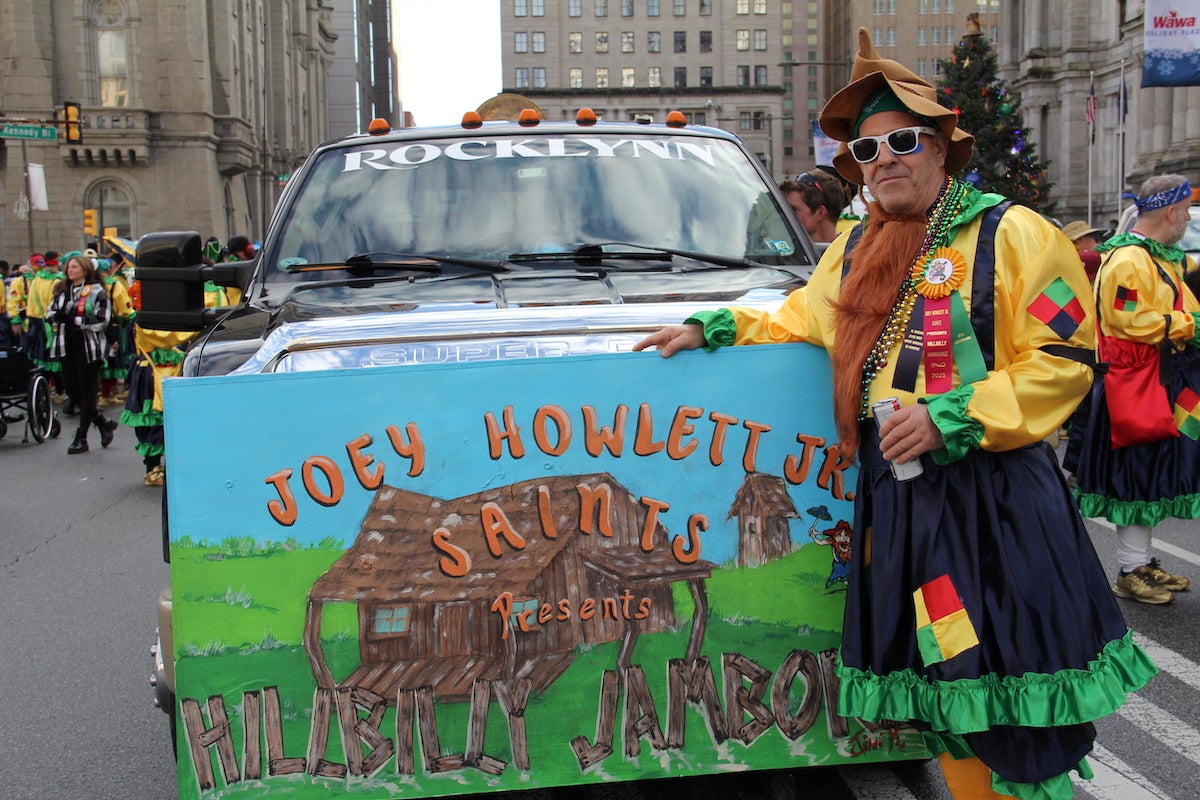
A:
0,0,337,261
500,0,996,181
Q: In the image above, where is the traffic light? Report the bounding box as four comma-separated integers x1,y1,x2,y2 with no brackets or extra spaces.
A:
63,101,82,143
83,208,98,236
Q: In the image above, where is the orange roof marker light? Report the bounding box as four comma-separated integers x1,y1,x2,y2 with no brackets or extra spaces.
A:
367,117,391,136
575,108,598,126
665,110,688,128
461,111,484,129
518,108,541,127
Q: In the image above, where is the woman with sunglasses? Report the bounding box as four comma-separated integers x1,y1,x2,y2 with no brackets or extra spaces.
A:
636,28,1153,800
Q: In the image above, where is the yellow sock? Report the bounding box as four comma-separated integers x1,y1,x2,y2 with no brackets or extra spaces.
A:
937,752,1018,800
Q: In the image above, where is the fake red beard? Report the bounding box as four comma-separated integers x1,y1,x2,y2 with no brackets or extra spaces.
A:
828,202,928,456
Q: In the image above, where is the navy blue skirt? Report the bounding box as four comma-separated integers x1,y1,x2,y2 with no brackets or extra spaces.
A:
1075,346,1200,526
838,424,1152,786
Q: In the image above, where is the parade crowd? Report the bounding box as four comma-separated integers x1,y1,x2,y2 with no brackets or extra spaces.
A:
2,236,249,485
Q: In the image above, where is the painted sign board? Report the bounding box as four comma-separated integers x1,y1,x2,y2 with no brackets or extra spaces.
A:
164,344,927,799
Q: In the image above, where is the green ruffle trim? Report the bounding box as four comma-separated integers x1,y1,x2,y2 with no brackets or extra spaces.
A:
1098,232,1185,265
134,440,165,458
684,308,736,351
836,630,1157,733
1076,489,1200,527
120,403,163,428
920,385,982,464
147,347,185,366
926,734,1093,800
1191,312,1200,348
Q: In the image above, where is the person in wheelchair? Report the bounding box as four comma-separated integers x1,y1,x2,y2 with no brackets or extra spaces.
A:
46,255,118,454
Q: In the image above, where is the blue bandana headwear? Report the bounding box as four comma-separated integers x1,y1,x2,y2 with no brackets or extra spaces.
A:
1124,180,1191,212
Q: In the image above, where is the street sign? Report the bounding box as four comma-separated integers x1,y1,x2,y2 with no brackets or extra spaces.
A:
0,124,58,141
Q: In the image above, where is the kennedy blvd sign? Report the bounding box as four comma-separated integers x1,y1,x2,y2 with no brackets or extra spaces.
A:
0,124,57,141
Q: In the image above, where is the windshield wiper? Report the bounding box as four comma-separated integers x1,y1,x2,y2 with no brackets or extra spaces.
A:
507,242,755,270
283,251,510,275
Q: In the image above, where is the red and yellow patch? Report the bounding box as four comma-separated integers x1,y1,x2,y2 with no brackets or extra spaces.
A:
914,574,979,666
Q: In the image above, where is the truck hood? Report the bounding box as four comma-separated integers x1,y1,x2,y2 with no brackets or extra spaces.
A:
216,288,792,376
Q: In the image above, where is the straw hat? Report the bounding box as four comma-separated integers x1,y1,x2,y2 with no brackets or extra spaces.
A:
819,28,975,185
1061,220,1105,243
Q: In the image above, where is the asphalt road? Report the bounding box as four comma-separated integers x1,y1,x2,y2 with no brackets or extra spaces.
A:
1,416,1195,800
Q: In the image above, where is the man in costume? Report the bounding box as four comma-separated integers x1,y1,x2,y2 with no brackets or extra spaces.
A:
634,29,1155,800
1075,174,1197,605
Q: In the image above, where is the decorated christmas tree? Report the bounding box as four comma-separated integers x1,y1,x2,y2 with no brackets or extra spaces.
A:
937,14,1055,214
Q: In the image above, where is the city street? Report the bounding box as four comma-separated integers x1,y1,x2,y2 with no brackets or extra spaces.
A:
0,419,1196,799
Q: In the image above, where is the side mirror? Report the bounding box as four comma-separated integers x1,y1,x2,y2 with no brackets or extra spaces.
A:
135,231,253,331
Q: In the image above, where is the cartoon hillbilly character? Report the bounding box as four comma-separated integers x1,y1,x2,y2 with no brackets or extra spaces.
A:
809,519,853,590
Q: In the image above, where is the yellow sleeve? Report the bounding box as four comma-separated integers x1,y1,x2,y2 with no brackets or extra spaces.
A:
962,207,1097,452
726,230,850,349
1096,247,1197,345
6,279,26,318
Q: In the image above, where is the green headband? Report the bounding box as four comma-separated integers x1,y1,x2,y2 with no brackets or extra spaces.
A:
853,86,935,137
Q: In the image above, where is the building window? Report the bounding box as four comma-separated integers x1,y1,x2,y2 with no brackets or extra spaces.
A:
570,67,583,87
737,64,750,85
515,0,527,16
736,0,749,12
648,0,660,15
514,32,529,52
515,67,529,87
932,27,941,44
754,29,767,49
596,67,610,87
917,27,926,45
946,26,955,43
736,29,750,50
532,0,544,14
596,0,608,15
622,67,636,87
648,66,662,86
373,605,411,636
874,26,883,43
700,0,712,14
947,0,955,10
917,58,927,77
674,66,687,87
887,27,896,46
674,0,686,14
569,0,582,15
700,30,712,51
93,0,130,107
622,0,635,14
648,30,661,51
674,30,686,51
532,32,545,52
622,31,635,52
700,66,713,86
932,0,941,10
873,0,883,12
531,67,545,87
89,180,133,237
739,111,752,129
596,31,609,52
918,0,927,10
569,32,583,52
754,0,766,11
755,64,768,85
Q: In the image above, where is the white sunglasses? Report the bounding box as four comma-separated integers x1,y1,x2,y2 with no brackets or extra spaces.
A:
848,125,938,163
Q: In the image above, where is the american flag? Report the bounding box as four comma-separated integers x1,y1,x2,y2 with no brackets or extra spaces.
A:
1086,77,1097,143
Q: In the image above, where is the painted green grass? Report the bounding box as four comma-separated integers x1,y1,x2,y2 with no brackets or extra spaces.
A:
172,542,922,799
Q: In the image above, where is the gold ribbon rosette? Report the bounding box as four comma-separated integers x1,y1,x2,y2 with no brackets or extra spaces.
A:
915,247,967,299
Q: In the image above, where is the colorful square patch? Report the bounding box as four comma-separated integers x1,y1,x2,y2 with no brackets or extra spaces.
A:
1113,286,1138,312
1027,277,1087,340
913,574,980,667
1175,387,1200,440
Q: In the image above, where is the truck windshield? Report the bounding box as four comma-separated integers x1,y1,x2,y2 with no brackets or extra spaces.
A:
268,131,807,281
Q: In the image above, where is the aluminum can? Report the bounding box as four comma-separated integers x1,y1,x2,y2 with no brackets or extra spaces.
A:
872,397,925,481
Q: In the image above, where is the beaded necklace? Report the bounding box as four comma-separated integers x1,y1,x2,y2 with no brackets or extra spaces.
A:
857,177,967,420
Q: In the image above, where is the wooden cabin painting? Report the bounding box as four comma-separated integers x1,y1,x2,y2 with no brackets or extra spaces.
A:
727,473,798,567
304,473,715,704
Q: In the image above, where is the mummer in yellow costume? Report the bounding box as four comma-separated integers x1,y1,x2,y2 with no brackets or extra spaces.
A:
635,28,1155,800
